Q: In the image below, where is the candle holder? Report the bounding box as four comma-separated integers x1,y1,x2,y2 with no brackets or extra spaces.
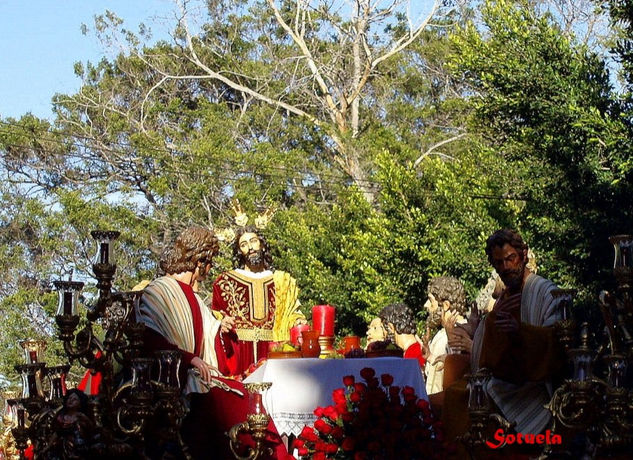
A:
9,399,30,459
5,229,198,458
46,364,70,400
52,280,84,317
552,289,577,353
1,397,19,460
459,368,514,454
228,382,273,460
156,350,182,390
610,235,633,289
89,230,119,321
318,335,335,358
19,339,47,365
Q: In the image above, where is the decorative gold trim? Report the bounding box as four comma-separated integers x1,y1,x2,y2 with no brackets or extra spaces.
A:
235,328,274,342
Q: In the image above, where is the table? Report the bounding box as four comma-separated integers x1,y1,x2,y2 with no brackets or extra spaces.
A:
243,357,427,437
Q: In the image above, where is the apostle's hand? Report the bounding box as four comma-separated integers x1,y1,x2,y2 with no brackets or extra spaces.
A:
432,354,447,372
493,291,521,333
191,356,219,383
447,326,473,354
220,315,235,333
494,292,521,314
460,302,480,337
415,326,432,358
494,310,519,333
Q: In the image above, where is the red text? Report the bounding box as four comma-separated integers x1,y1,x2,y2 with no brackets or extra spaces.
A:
486,428,562,449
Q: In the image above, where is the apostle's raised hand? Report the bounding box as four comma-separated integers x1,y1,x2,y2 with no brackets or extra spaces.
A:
447,325,473,354
220,315,235,333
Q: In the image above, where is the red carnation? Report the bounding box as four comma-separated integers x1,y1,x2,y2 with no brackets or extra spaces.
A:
417,399,430,411
402,386,416,396
297,447,308,456
331,426,344,439
404,393,417,403
343,375,355,386
381,373,394,386
313,406,325,417
325,443,339,454
300,426,319,442
314,419,333,435
354,452,367,460
323,405,340,421
341,412,354,422
354,382,367,394
360,367,375,380
332,388,346,404
335,402,348,414
313,452,326,460
342,436,356,451
350,391,362,403
292,439,305,449
300,425,315,438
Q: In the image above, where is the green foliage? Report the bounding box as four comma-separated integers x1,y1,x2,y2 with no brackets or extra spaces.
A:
449,0,633,306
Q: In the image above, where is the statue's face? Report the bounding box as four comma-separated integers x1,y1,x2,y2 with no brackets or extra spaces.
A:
366,317,386,344
491,244,526,291
424,293,451,327
424,293,440,324
238,232,265,269
66,392,80,410
238,232,261,255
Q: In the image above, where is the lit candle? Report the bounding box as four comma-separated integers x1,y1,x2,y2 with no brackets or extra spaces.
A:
312,305,335,337
289,324,310,347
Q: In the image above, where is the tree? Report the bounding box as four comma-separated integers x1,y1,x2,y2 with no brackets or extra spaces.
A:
70,0,470,203
448,0,633,302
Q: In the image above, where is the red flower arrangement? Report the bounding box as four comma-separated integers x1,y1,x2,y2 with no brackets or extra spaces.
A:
292,367,445,459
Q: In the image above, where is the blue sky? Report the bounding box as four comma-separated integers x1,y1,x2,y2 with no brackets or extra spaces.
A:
0,0,176,120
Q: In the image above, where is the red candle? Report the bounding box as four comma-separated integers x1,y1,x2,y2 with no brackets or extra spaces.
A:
250,392,265,415
290,324,310,347
312,304,335,337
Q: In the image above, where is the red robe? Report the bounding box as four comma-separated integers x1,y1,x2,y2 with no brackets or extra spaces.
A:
212,270,277,375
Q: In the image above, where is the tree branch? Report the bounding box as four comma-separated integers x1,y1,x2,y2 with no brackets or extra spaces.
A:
413,132,467,168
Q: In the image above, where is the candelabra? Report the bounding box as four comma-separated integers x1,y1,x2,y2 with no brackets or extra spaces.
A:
8,230,190,459
228,382,273,460
458,368,514,454
546,235,633,457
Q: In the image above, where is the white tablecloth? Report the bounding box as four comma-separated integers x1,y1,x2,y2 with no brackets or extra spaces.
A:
243,357,427,437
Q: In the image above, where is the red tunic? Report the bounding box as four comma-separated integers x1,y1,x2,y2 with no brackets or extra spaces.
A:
212,270,277,375
404,341,426,369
